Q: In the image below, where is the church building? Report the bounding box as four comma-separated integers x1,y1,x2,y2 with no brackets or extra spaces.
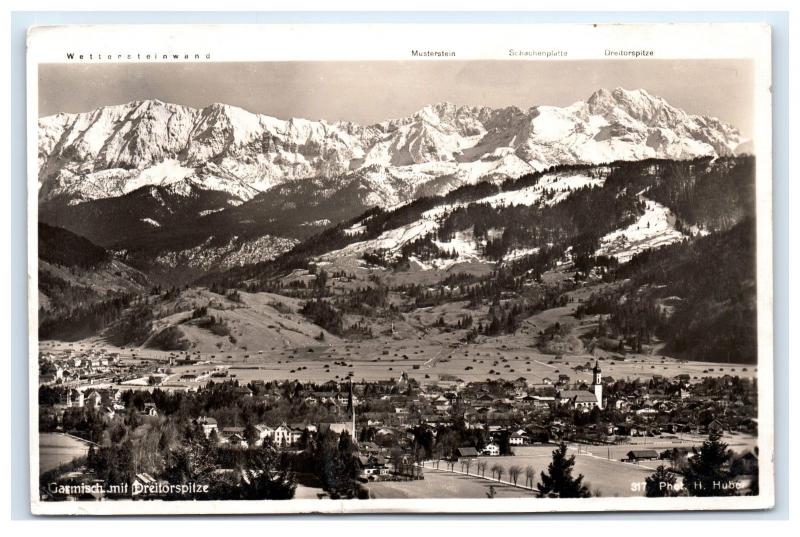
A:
557,360,603,410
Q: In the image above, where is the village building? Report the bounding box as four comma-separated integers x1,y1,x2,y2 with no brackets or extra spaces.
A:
482,442,500,456
272,423,295,446
59,389,84,408
357,454,389,480
509,431,529,445
220,427,246,446
625,449,660,463
456,446,480,458
254,424,274,445
195,416,219,438
231,386,253,398
83,389,103,408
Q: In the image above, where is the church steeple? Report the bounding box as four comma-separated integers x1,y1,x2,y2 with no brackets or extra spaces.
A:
592,360,603,409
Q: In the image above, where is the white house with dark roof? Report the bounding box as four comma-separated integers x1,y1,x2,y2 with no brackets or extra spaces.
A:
509,430,529,445
482,443,500,456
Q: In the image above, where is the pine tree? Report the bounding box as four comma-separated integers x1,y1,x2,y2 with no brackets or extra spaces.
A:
682,431,736,496
244,423,260,447
87,444,97,469
239,444,296,500
315,430,359,499
645,465,680,497
537,443,591,498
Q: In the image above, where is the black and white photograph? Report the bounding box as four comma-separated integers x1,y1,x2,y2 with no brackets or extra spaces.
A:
26,23,775,515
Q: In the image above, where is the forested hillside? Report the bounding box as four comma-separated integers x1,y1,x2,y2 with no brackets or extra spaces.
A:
39,222,109,268
579,219,757,363
38,224,149,341
39,186,237,248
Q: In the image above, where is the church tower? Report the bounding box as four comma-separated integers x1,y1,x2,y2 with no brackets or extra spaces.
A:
347,380,356,443
592,360,603,409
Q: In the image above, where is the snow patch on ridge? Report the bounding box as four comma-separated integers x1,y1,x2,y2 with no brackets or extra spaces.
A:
503,247,541,262
595,197,687,263
122,159,196,195
482,173,607,208
199,208,225,217
322,217,439,260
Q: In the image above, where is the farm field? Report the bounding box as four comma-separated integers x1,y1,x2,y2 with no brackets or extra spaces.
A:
576,433,758,459
42,336,756,389
39,433,91,474
39,272,756,392
175,345,755,387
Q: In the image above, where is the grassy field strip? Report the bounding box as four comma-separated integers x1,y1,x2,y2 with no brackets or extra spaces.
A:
531,359,593,381
420,460,542,493
573,449,660,472
62,432,97,446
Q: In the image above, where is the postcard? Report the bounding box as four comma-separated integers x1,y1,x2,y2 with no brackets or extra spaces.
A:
27,22,774,514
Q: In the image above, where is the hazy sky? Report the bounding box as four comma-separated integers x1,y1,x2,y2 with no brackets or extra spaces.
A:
39,60,754,137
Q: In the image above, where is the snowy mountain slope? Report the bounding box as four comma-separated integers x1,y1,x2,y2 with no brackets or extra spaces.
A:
38,99,374,203
38,88,746,206
322,191,690,271
319,170,609,267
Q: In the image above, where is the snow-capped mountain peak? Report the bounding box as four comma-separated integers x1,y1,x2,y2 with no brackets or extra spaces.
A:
586,87,684,126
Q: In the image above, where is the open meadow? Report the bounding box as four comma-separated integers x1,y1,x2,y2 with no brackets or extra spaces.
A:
419,446,652,498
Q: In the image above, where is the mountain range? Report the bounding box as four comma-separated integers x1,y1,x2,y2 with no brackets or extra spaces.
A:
37,88,749,280
39,87,746,205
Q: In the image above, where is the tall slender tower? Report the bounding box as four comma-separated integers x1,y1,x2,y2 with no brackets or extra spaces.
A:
592,360,603,409
347,380,356,442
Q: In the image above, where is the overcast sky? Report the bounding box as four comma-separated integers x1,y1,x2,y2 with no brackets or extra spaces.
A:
39,60,754,137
